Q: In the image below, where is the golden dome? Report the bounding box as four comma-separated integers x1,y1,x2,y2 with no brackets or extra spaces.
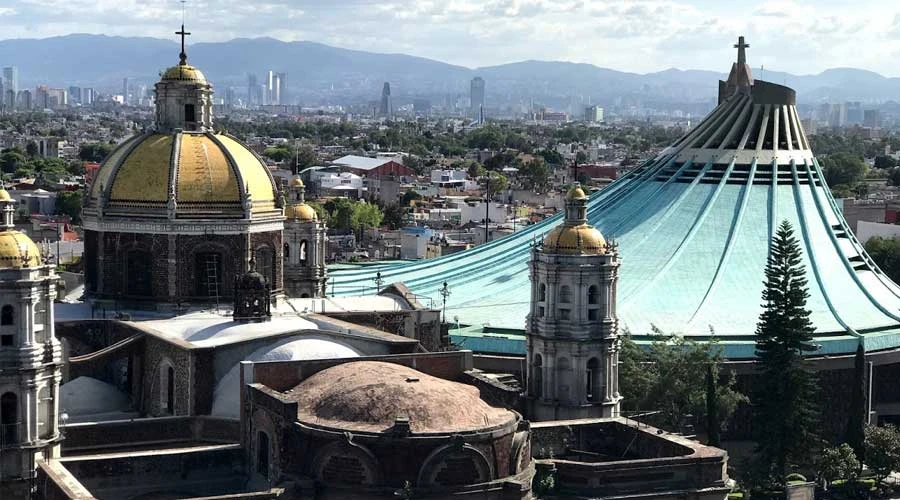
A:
289,176,305,188
0,189,11,201
0,231,43,268
87,132,279,218
542,224,606,255
567,185,587,201
161,64,207,83
286,203,317,221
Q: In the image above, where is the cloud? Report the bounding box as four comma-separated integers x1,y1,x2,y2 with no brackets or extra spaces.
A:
0,0,898,75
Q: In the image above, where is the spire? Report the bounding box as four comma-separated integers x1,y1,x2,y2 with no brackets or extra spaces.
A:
719,35,754,103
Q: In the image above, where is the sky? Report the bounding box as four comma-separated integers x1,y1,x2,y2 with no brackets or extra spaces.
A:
0,0,899,75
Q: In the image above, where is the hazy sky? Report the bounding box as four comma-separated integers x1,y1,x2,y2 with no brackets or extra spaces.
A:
0,0,899,75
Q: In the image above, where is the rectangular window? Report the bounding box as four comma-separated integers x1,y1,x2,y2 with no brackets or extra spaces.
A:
0,334,12,346
588,309,599,321
559,309,570,320
538,306,545,318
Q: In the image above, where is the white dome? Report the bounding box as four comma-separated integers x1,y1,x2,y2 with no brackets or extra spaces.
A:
210,336,360,418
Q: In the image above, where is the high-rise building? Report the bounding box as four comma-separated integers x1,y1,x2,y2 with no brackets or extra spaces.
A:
277,72,287,105
122,77,130,105
846,101,863,126
81,88,94,106
584,105,604,123
2,66,18,96
68,86,82,105
470,77,485,117
864,109,881,128
18,90,32,110
379,82,392,119
247,73,258,106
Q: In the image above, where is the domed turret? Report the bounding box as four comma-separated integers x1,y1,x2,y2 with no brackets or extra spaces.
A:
541,183,606,255
0,188,42,269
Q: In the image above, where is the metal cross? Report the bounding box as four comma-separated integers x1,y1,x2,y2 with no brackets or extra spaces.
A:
176,24,191,64
734,36,749,65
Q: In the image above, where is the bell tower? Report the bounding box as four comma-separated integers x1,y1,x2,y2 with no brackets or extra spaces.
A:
0,189,63,499
526,185,621,421
154,24,214,132
283,176,327,298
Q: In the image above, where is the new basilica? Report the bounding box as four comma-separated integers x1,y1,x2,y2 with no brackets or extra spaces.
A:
1,27,731,500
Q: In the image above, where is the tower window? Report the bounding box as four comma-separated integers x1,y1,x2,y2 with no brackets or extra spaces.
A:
588,309,599,321
586,358,600,402
538,283,546,302
1,392,18,444
184,103,196,124
283,243,290,260
1,305,13,325
588,285,599,305
532,354,543,398
299,240,309,263
559,308,570,320
559,285,571,304
538,306,545,318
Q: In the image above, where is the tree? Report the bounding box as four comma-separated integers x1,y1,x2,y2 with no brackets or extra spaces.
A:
351,201,383,241
263,145,293,163
383,204,405,230
864,424,900,483
78,143,114,163
294,146,317,171
467,162,486,180
483,171,508,196
575,151,588,165
864,236,900,283
25,141,38,158
753,220,820,480
874,155,897,170
401,190,422,207
846,343,866,462
619,332,746,435
817,443,860,484
55,191,83,224
518,158,550,191
706,363,721,447
324,197,355,230
820,153,868,188
0,149,27,174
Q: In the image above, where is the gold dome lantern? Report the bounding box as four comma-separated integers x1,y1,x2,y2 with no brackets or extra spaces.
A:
542,224,606,255
289,176,305,188
287,203,318,221
0,231,43,269
566,185,587,201
160,64,207,84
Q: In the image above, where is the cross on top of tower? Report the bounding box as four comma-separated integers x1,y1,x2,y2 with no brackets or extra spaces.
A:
734,36,749,65
176,24,191,65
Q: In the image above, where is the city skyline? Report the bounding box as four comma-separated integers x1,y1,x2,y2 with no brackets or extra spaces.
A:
0,1,900,76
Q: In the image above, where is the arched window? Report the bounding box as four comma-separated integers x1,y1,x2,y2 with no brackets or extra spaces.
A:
1,305,13,325
1,392,18,444
559,285,571,304
588,285,599,305
586,358,601,402
299,240,309,263
538,283,546,302
257,431,270,478
532,354,543,398
283,243,290,260
160,362,175,415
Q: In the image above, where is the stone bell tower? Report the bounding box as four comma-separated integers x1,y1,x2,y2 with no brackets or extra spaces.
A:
154,24,213,132
0,188,63,499
526,185,621,421
283,176,327,298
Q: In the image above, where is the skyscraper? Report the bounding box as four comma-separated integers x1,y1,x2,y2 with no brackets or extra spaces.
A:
122,77,129,105
379,82,392,119
277,72,288,105
2,66,18,96
247,73,258,106
470,77,485,117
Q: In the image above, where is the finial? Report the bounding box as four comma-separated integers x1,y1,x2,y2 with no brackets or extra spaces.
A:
176,23,191,65
734,36,749,66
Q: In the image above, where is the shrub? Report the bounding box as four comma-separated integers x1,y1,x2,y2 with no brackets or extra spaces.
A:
818,444,860,483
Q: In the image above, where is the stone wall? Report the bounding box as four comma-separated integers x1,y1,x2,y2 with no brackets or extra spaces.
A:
62,416,240,453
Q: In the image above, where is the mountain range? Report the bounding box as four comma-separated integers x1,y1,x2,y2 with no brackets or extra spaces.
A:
1,34,899,107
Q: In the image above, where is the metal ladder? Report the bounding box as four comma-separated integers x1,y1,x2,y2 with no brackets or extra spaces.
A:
205,254,220,310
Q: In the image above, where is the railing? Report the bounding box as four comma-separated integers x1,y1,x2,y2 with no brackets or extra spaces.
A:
0,422,20,447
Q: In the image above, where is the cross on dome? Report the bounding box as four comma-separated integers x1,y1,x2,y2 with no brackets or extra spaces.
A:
734,36,749,65
176,24,191,65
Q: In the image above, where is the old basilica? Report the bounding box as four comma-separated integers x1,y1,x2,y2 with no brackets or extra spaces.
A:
0,26,731,500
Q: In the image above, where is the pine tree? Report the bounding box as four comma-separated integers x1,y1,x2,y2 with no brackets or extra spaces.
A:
753,220,819,482
846,342,867,462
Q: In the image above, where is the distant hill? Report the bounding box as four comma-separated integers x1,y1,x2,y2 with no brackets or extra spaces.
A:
0,34,899,105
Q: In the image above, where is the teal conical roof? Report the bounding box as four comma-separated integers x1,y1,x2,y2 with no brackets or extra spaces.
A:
329,39,900,358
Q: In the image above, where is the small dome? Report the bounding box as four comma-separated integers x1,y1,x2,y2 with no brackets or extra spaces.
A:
290,176,305,188
0,189,11,201
287,203,317,221
0,230,43,268
566,185,587,201
542,224,606,255
161,64,207,83
290,361,515,434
